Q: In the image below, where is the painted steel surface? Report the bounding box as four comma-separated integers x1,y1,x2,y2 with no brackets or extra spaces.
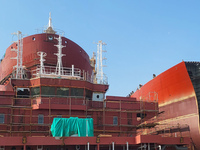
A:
0,33,93,82
132,61,200,149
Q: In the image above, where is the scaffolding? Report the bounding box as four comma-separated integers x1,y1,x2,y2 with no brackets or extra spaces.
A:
0,94,191,140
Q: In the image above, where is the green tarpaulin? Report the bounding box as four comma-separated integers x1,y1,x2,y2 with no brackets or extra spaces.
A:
50,117,94,137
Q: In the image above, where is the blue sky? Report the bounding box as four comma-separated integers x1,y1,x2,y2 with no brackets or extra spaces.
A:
0,1,200,96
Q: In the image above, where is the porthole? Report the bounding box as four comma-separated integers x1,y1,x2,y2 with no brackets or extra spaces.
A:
65,41,67,44
48,35,53,41
32,37,35,41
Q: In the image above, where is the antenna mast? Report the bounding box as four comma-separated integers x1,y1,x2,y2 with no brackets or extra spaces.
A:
11,31,25,79
54,35,66,76
37,51,47,75
44,12,56,34
96,40,107,84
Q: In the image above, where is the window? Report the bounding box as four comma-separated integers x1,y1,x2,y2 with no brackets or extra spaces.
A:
38,114,44,124
57,115,62,118
17,88,30,98
57,87,69,97
71,88,84,97
41,86,55,97
31,87,40,97
48,35,53,41
85,89,92,100
0,114,4,124
113,116,118,125
137,113,147,121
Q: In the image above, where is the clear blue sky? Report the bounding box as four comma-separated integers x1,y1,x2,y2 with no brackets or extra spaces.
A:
0,1,200,96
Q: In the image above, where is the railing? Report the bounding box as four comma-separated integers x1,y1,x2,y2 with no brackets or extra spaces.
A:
32,66,81,79
30,65,108,85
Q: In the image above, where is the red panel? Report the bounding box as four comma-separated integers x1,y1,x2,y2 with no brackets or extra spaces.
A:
132,61,200,149
132,61,195,104
0,33,93,81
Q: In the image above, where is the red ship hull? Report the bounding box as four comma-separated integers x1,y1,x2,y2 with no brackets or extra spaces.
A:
132,61,200,149
0,17,193,149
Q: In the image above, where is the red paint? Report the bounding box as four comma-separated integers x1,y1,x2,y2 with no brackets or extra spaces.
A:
0,30,192,150
132,61,199,149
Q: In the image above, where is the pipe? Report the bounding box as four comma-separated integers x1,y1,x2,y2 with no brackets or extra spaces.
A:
112,142,114,150
148,143,150,150
87,142,89,150
126,142,129,150
86,119,88,137
158,145,161,150
72,65,74,76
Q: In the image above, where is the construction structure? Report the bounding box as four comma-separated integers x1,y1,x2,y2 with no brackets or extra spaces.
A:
0,13,193,150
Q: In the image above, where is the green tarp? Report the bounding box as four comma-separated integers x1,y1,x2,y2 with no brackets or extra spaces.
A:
50,117,94,137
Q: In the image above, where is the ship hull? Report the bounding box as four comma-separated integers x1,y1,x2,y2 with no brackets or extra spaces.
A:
132,61,200,149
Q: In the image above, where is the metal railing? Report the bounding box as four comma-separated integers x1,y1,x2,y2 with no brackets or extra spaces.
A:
30,65,108,85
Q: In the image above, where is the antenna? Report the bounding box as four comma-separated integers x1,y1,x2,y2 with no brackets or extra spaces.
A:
44,12,56,34
96,40,107,84
11,31,25,79
48,12,52,28
54,35,66,76
37,51,47,75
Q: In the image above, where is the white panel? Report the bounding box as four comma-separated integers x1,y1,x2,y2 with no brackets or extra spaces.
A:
92,92,105,101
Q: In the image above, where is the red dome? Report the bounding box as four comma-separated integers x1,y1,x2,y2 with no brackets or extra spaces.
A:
0,33,93,81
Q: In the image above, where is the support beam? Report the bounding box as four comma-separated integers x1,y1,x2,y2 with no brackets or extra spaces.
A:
112,142,114,150
87,142,89,150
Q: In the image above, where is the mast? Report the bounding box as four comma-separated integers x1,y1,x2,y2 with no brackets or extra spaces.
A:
48,12,52,28
96,40,107,84
11,31,25,79
37,52,47,75
54,35,66,76
44,12,56,34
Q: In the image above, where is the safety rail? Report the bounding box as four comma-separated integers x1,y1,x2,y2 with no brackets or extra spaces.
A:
30,65,108,85
32,66,82,79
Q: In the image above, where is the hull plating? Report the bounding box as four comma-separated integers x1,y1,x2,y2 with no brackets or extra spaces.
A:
132,61,200,149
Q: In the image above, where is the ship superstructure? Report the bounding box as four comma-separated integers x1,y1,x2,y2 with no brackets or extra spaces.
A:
0,14,191,150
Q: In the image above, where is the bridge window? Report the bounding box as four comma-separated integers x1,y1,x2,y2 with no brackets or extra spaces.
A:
31,87,40,97
85,89,92,100
41,86,55,97
71,88,84,97
57,87,69,97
